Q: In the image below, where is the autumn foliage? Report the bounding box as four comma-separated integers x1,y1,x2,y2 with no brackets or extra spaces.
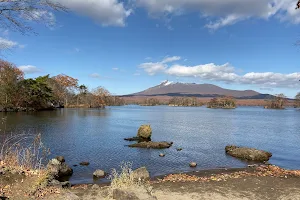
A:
207,97,236,109
0,59,124,111
264,94,287,109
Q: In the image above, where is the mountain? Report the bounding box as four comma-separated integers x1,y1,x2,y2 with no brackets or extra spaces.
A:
125,81,273,99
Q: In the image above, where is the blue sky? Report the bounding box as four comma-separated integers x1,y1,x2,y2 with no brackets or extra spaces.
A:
1,0,300,97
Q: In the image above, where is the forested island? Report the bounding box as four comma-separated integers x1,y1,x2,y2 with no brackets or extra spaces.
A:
0,59,124,112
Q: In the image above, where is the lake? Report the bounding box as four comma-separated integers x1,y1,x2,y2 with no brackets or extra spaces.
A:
0,106,300,184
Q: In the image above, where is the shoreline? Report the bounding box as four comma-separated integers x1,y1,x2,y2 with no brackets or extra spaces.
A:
2,164,300,199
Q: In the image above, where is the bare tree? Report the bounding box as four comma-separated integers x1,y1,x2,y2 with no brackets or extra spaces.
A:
296,0,300,9
0,0,67,34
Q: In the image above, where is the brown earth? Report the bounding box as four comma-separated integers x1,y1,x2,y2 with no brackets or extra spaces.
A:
2,165,300,200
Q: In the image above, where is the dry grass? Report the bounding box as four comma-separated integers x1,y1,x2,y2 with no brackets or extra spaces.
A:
108,162,138,189
0,133,50,172
106,162,154,199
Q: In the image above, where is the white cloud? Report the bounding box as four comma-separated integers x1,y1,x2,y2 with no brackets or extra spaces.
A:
139,56,300,88
162,56,181,63
135,0,300,29
54,0,132,26
139,55,180,75
18,65,42,74
89,73,101,78
0,37,18,50
2,30,9,37
112,67,119,71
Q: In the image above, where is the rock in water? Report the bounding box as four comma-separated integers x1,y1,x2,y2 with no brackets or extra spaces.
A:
80,161,90,166
159,153,165,157
131,167,150,181
189,162,197,167
225,145,272,162
137,125,152,139
56,156,65,163
47,158,73,178
128,141,172,149
93,169,105,178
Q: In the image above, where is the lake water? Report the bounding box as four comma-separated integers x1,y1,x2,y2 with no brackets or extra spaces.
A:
0,106,300,184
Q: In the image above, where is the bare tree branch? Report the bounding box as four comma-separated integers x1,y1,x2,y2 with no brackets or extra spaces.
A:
0,0,67,34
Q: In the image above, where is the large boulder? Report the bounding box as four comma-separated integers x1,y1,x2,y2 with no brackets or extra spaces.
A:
131,167,150,181
47,158,73,178
128,141,172,149
225,145,272,162
137,125,152,140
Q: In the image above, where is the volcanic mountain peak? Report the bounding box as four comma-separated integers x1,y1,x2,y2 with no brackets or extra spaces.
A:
127,81,268,99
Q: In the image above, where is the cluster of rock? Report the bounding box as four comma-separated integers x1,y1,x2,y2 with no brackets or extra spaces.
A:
225,145,272,162
125,125,173,149
44,156,73,188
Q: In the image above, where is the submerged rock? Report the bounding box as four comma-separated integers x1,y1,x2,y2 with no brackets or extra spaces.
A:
128,141,172,149
131,167,150,181
137,125,152,140
225,145,272,162
80,161,90,166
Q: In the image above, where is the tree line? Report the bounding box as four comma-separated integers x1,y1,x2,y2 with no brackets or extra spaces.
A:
0,59,124,111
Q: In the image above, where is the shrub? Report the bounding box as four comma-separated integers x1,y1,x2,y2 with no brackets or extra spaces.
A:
265,94,287,109
0,133,50,171
207,97,236,109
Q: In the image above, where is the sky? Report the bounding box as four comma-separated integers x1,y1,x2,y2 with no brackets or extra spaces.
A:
1,0,300,97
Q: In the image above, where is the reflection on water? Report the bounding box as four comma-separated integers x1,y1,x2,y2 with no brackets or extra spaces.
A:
1,106,300,184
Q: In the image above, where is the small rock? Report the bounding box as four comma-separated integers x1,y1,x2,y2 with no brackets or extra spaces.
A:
176,148,183,151
91,184,100,190
189,162,197,168
93,169,105,178
159,153,165,157
80,161,90,166
113,189,139,200
73,164,78,167
131,167,150,181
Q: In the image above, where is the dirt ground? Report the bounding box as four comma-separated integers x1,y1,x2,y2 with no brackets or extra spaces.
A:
1,166,300,200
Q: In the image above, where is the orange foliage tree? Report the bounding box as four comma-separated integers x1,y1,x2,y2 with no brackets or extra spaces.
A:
92,86,110,108
0,59,24,109
52,74,78,106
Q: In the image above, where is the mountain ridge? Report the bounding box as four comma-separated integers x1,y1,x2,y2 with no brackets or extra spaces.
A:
124,81,273,99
